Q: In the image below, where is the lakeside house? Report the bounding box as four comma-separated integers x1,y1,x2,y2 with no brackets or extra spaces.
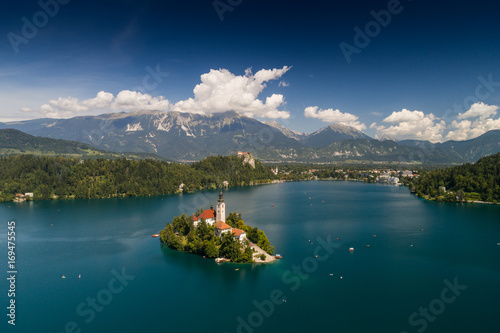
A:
214,220,232,238
231,228,247,243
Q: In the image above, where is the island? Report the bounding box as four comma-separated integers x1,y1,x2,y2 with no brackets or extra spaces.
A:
159,189,276,263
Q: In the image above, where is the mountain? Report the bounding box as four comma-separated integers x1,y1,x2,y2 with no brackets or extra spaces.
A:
301,123,372,148
262,121,305,141
437,130,500,162
0,111,301,161
2,111,500,164
0,128,165,160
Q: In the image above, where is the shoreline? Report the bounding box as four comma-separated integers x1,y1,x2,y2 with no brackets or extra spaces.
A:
161,244,277,265
4,177,498,206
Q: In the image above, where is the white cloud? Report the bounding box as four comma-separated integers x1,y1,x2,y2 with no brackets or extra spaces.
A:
113,90,171,111
38,90,172,118
172,66,291,119
25,67,292,120
278,81,290,87
304,106,366,131
370,109,446,142
457,102,498,119
446,102,500,141
19,107,32,113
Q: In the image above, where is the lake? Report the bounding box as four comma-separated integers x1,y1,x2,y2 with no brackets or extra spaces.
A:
1,181,499,333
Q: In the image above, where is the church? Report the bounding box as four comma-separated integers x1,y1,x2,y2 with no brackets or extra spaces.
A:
191,189,246,243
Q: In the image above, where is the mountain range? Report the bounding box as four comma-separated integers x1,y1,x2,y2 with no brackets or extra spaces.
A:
1,110,499,164
0,128,166,160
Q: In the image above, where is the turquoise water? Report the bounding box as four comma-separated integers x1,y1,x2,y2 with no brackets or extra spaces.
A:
1,181,499,333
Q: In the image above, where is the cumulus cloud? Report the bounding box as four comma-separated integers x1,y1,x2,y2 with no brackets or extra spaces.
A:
304,106,367,131
26,66,292,119
172,66,291,119
446,102,500,141
278,81,290,87
370,109,446,142
457,102,498,119
39,90,172,118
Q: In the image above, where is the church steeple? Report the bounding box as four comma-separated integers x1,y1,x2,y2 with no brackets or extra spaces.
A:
218,188,224,203
216,188,226,222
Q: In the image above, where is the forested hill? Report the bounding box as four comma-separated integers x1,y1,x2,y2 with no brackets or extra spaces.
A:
191,155,272,186
0,128,164,160
409,153,500,203
0,154,275,202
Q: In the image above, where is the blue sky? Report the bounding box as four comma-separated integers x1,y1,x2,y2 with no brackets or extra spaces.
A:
1,0,500,141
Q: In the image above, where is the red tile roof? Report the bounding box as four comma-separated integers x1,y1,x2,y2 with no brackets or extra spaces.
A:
192,209,215,221
214,221,231,230
231,228,245,237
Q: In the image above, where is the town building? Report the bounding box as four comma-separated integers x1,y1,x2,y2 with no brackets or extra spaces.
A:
214,220,232,238
231,228,247,243
192,205,216,227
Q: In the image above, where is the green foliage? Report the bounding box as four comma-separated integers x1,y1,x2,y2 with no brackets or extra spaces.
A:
0,128,162,160
259,254,266,261
0,154,274,202
191,155,273,187
245,226,275,255
226,211,245,228
160,207,266,263
204,240,219,258
409,153,500,203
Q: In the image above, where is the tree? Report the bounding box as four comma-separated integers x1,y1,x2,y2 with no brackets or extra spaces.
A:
204,240,219,258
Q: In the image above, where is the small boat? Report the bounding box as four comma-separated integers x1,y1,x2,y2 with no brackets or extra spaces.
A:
78,274,81,279
235,269,239,271
215,258,224,263
61,275,66,279
272,204,274,207
275,254,282,259
152,234,160,238
348,247,354,252
497,243,500,246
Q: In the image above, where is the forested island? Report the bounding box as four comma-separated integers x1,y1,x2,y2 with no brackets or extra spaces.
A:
0,154,274,202
406,153,500,203
160,210,275,263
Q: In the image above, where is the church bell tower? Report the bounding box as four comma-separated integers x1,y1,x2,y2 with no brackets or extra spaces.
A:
216,188,226,223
